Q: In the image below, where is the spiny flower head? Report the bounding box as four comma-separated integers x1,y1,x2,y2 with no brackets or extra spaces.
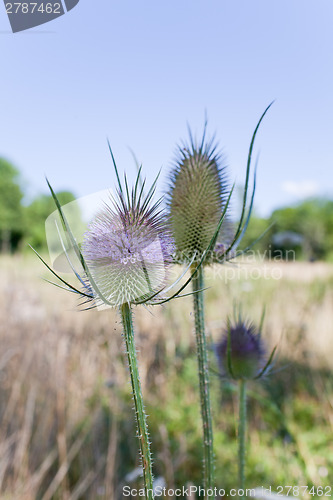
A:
34,150,201,310
82,177,174,307
167,124,232,265
166,104,274,267
216,317,276,380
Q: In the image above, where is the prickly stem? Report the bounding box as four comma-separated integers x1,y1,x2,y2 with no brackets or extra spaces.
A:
238,380,247,499
191,264,215,496
120,302,154,500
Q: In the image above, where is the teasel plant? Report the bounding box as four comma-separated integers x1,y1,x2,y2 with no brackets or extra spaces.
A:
31,146,219,500
166,103,273,494
215,312,277,499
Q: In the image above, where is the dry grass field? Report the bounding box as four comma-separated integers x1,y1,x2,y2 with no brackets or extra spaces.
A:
0,255,333,499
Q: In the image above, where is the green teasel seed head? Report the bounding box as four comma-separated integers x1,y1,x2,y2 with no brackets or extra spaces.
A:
167,124,232,265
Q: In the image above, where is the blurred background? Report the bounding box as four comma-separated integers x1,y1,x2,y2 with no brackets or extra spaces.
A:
1,0,333,498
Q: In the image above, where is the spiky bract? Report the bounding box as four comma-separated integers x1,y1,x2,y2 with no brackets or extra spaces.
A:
82,188,174,307
167,127,231,265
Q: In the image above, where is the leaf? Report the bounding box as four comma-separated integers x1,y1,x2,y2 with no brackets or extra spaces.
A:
46,179,112,306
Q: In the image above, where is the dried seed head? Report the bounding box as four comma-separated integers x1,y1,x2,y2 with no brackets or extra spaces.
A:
216,320,266,380
167,127,232,265
82,189,174,307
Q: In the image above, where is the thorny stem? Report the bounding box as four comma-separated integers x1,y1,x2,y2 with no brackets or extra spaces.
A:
191,264,215,496
120,302,154,500
238,380,247,499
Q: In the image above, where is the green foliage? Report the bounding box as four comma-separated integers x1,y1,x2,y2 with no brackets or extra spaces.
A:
0,158,24,251
237,214,272,255
0,157,78,252
24,191,76,249
239,198,333,261
270,198,333,261
146,348,333,492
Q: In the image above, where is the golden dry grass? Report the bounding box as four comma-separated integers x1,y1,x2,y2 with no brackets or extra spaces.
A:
0,255,332,499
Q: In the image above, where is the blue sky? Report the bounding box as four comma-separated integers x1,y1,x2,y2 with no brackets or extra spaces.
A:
1,0,332,216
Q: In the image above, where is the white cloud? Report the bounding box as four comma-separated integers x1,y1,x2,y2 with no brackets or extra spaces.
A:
281,180,320,198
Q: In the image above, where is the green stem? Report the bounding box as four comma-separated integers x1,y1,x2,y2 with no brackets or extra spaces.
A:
191,264,215,495
238,380,247,499
120,302,154,500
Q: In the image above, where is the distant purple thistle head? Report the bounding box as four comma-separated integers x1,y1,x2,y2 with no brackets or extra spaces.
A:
216,320,266,380
82,189,175,307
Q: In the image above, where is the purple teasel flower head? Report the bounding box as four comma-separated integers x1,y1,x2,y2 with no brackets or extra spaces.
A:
81,186,175,307
34,146,204,310
215,315,277,380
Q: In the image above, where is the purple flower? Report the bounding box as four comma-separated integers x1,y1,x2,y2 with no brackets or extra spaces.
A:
82,198,175,306
37,156,197,311
216,320,268,380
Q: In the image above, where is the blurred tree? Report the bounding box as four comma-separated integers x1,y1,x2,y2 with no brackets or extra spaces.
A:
0,158,80,253
237,214,272,256
269,198,333,261
239,198,333,261
25,191,77,250
0,158,24,252
321,200,333,260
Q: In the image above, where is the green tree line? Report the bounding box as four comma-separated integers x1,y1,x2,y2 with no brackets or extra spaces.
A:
0,158,76,252
1,158,332,260
240,198,333,261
